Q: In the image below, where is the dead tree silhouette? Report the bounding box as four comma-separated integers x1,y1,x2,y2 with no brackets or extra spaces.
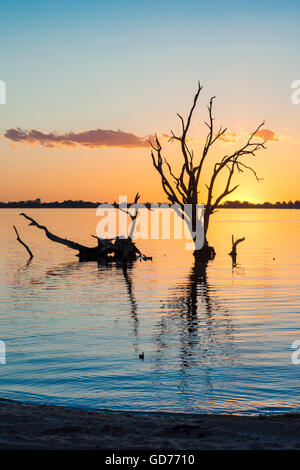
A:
150,82,266,262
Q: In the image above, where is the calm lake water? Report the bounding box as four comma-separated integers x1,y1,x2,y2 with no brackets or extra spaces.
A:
0,208,299,415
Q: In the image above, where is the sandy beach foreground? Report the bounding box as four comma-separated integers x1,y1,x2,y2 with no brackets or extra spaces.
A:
0,399,299,450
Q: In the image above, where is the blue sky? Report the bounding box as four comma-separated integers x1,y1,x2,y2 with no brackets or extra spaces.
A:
0,0,300,202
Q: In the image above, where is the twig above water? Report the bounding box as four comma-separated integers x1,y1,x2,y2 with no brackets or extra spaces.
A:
13,225,34,259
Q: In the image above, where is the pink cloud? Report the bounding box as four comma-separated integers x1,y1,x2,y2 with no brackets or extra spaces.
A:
4,128,155,149
255,129,279,142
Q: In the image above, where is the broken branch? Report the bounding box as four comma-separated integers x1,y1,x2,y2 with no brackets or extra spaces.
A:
13,225,33,259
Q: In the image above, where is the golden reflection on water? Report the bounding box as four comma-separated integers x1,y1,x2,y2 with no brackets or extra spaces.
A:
0,208,299,414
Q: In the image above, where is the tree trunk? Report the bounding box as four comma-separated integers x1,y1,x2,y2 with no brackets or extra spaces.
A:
193,241,216,262
193,209,215,261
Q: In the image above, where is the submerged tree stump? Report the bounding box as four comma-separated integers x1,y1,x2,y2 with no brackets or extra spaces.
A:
229,234,245,265
193,243,216,262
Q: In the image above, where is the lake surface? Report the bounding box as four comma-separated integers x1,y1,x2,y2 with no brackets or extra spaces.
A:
0,208,299,415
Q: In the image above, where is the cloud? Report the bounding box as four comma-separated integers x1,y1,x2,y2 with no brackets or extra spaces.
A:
217,128,280,145
217,129,279,144
4,128,155,149
217,132,238,143
255,128,279,142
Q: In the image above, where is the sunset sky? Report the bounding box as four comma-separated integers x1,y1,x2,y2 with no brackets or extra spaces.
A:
0,0,300,204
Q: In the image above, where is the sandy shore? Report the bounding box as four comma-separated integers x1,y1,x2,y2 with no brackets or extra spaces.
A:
0,399,299,450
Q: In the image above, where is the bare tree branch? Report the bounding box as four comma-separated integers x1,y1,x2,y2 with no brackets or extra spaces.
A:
13,225,33,259
19,213,88,252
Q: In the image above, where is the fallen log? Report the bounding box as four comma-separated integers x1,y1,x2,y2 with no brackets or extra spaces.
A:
19,213,148,263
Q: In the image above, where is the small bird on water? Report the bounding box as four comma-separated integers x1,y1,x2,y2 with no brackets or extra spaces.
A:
139,352,144,360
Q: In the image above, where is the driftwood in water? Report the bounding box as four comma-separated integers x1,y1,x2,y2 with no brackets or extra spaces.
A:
19,212,148,262
229,234,245,263
13,225,34,259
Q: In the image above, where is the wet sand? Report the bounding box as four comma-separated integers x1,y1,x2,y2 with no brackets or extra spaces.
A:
0,399,299,450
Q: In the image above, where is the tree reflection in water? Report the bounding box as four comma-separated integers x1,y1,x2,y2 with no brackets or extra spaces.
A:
153,260,237,396
12,258,238,401
12,260,140,339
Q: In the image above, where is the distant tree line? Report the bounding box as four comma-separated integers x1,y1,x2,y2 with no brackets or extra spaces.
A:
0,198,300,209
220,200,300,209
0,198,100,208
